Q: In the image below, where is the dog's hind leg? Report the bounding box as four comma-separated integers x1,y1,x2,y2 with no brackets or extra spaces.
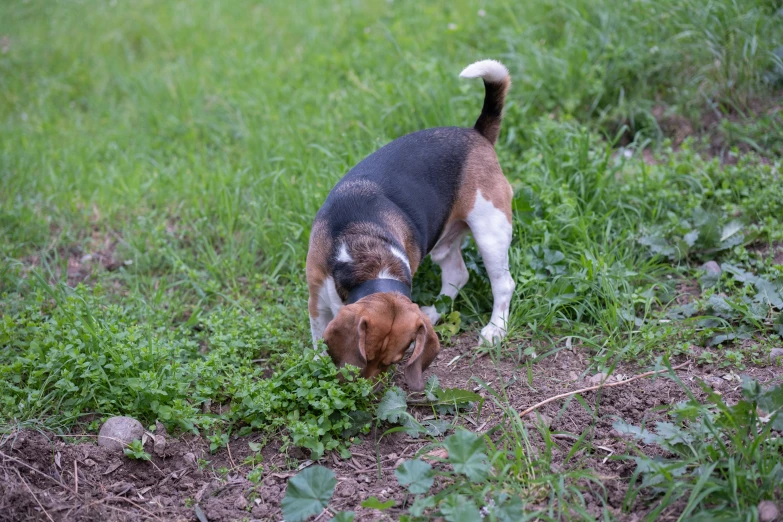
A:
420,223,470,325
466,191,515,344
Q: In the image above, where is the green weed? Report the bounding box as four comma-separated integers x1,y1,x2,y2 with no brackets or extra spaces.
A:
617,377,783,519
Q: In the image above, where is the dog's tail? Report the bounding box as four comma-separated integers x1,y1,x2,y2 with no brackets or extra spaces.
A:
459,59,511,145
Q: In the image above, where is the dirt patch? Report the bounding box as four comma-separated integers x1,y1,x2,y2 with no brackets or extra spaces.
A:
749,241,783,266
617,98,782,164
20,234,123,287
2,334,782,521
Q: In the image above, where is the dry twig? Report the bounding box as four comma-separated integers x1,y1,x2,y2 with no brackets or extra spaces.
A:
0,450,77,495
226,440,237,469
15,468,55,522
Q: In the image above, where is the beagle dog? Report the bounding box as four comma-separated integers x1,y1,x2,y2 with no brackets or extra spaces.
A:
306,59,515,391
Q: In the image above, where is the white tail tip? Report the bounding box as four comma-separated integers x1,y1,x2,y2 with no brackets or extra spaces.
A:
459,59,509,83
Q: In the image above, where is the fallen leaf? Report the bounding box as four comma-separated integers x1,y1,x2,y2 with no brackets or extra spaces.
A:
422,448,449,461
103,462,122,475
153,435,166,457
296,460,314,471
588,373,609,385
194,482,210,503
194,504,209,522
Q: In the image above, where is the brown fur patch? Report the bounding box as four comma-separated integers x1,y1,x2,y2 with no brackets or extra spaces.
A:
339,222,410,299
306,219,332,318
445,139,513,230
380,209,422,273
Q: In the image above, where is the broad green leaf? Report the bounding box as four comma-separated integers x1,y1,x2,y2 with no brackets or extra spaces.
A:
343,410,372,437
666,303,698,320
753,278,783,308
435,387,484,406
328,512,355,522
424,375,441,401
492,493,525,522
612,420,659,444
632,456,688,487
439,493,481,522
707,294,733,316
720,221,743,242
654,421,694,445
758,383,783,431
395,459,434,494
774,313,783,335
443,430,490,482
423,419,452,436
376,387,408,423
409,496,436,517
708,330,752,347
360,497,395,510
434,294,453,314
639,235,675,258
721,263,756,283
281,466,336,522
683,229,699,247
741,376,764,401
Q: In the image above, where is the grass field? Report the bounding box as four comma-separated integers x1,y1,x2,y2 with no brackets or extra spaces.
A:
1,0,783,520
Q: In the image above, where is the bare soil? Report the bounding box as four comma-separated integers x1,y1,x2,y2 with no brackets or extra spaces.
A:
617,98,782,164
20,233,123,287
2,332,782,522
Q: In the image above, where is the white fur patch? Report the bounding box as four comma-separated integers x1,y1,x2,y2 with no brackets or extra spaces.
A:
336,243,353,263
323,276,344,316
459,59,509,83
389,246,410,272
310,276,344,346
377,268,398,281
466,190,515,343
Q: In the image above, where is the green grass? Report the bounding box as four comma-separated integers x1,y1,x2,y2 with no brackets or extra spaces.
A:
1,0,782,519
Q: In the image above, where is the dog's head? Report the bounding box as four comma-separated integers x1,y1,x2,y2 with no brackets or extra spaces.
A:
323,292,439,391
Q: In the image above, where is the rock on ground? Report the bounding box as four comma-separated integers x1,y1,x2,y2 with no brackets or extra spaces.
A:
97,416,145,452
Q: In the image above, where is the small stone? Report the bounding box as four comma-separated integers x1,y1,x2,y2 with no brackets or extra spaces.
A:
701,261,721,276
183,452,197,467
234,495,249,510
769,348,783,362
758,501,778,522
98,416,145,452
153,435,166,457
588,372,609,385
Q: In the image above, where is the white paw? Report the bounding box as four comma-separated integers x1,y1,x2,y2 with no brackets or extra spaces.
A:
420,305,442,325
479,323,507,345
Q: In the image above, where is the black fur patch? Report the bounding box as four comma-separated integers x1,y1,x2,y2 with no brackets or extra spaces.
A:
316,126,484,299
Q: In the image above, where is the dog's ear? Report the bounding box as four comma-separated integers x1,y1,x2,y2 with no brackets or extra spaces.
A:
324,308,368,371
404,313,440,392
